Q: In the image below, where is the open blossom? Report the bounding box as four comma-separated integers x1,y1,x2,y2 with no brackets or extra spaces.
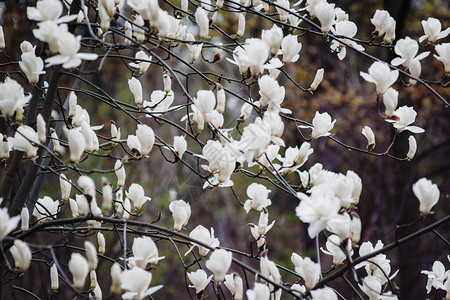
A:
0,77,32,120
201,140,236,187
419,17,450,44
187,269,213,294
321,235,352,265
296,185,340,238
246,282,270,300
281,34,302,63
248,209,275,248
27,0,76,23
261,24,283,56
356,240,396,285
129,236,165,268
291,254,321,290
257,75,285,109
422,260,448,294
315,2,335,34
33,196,59,221
386,106,424,133
186,225,220,257
121,267,163,300
125,183,151,209
310,287,338,299
370,9,396,43
331,20,364,60
169,200,191,231
360,61,399,94
244,183,272,213
205,249,233,283
0,203,20,241
239,118,272,162
45,34,98,69
186,33,203,63
19,47,45,85
299,111,336,139
413,178,440,215
10,125,40,159
227,38,270,76
434,43,450,74
129,51,152,74
391,37,429,69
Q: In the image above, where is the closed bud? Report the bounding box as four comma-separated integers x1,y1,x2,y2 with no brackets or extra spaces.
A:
114,160,126,188
69,198,79,218
84,241,98,270
173,135,187,158
361,126,376,151
97,232,106,255
163,69,171,93
101,176,113,212
110,263,122,294
50,262,59,291
406,135,417,160
21,207,29,231
0,26,5,50
90,270,97,289
309,68,324,92
237,14,245,37
69,253,89,290
10,240,32,272
216,83,226,114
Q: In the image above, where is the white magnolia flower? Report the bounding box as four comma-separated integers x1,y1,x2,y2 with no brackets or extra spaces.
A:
248,209,275,248
173,135,187,158
0,77,32,120
69,253,89,290
299,111,336,139
291,254,321,290
0,203,20,241
0,26,5,50
419,17,450,44
132,14,145,42
169,199,191,231
84,241,98,270
110,263,122,294
315,2,335,34
27,0,76,23
97,232,105,255
19,49,45,85
144,90,175,116
406,135,417,160
129,236,165,268
101,177,113,212
362,126,375,151
382,87,398,117
371,10,396,43
20,206,29,231
330,20,364,60
128,77,143,106
243,183,272,213
136,124,155,156
413,178,440,215
186,33,203,63
360,61,399,94
187,269,213,294
33,196,59,221
195,7,209,38
224,273,243,299
434,43,450,74
227,38,270,76
33,22,69,54
205,249,233,283
125,183,151,209
246,282,270,300
261,24,283,56
281,34,302,63
68,128,86,163
421,260,448,294
186,225,220,257
356,240,395,285
10,239,32,272
296,185,340,238
45,34,98,69
59,174,72,202
201,140,236,187
10,125,40,159
321,235,352,265
386,106,424,133
310,286,338,299
120,267,163,300
309,68,324,92
391,37,429,69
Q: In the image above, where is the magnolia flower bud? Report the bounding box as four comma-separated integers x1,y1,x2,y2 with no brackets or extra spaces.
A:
69,198,79,217
195,7,209,38
382,88,398,118
350,212,362,245
84,241,98,270
59,173,71,202
68,129,86,163
125,183,151,210
309,68,324,92
129,77,143,106
291,254,320,290
261,24,283,56
237,13,245,37
78,175,96,199
224,273,243,300
240,102,253,120
361,126,376,151
0,26,5,50
69,253,89,290
101,176,113,212
434,43,450,74
115,160,126,188
315,2,335,35
173,135,187,158
89,270,97,289
10,240,32,272
50,262,59,291
413,178,440,215
68,92,77,118
110,121,121,144
216,83,226,114
205,249,233,283
19,50,45,85
0,135,11,160
97,232,105,255
122,197,131,219
406,135,417,160
20,207,29,231
50,128,62,155
110,263,122,294
163,69,171,93
10,125,39,159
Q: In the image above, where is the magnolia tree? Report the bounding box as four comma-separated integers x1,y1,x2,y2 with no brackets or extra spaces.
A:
0,0,448,299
